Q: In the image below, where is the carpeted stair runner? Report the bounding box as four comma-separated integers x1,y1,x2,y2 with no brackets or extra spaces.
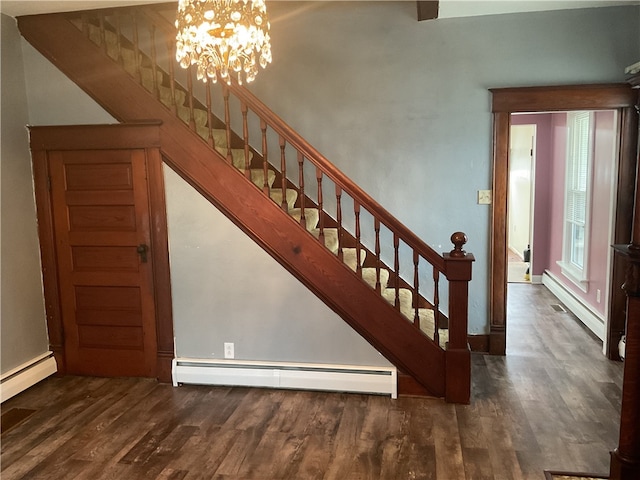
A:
76,19,448,349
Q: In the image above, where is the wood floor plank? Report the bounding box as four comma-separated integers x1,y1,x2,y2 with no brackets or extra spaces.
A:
167,427,241,479
461,447,493,480
1,285,625,480
431,404,466,479
1,408,36,434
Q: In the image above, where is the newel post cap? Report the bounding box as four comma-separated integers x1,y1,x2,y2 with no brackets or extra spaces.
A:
449,232,468,258
443,232,474,281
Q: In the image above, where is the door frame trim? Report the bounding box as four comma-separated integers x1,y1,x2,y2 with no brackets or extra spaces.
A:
30,123,175,381
489,83,638,355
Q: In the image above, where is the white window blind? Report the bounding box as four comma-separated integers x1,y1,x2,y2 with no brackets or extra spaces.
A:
560,111,593,287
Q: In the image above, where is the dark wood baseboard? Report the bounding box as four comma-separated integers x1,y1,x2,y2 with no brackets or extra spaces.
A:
468,334,490,353
397,372,434,397
489,329,506,355
156,353,173,383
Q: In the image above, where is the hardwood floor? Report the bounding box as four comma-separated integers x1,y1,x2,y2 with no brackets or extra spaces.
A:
1,284,623,479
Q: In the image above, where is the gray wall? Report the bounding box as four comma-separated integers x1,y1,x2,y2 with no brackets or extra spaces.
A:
17,14,388,367
1,14,49,373
7,3,640,369
165,167,390,365
248,2,640,333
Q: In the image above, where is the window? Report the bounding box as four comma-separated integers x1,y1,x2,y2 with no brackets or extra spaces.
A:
559,111,593,290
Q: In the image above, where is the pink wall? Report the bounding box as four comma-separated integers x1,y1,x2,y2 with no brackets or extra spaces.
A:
547,113,568,282
541,111,617,317
511,114,552,277
588,111,617,314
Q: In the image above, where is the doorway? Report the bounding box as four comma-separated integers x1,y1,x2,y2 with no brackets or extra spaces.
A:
30,123,175,380
489,84,638,357
507,123,535,284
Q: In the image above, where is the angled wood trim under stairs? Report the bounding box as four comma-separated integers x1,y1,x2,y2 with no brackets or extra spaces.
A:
18,11,467,400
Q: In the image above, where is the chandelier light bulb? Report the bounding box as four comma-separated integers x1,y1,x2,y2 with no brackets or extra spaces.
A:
175,0,272,85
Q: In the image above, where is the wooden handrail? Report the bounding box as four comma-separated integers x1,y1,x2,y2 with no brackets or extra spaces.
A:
225,76,449,273
139,7,451,274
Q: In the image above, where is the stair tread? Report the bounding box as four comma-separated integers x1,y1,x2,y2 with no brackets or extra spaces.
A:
214,146,254,170
310,228,339,253
177,105,208,127
417,308,449,349
342,248,366,271
289,208,319,231
159,85,187,109
194,127,229,149
270,188,298,210
361,267,390,290
240,169,275,189
382,289,448,349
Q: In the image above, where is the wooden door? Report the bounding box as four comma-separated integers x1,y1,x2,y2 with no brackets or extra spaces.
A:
48,148,157,377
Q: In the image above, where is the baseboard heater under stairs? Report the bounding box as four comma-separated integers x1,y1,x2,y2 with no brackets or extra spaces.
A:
1,352,57,402
172,358,398,398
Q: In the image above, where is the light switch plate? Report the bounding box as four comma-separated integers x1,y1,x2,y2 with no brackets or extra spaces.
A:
478,190,492,205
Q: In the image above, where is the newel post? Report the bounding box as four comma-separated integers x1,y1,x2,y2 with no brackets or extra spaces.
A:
443,232,474,404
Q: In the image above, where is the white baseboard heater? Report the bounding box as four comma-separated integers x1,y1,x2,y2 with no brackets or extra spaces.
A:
542,271,605,340
172,358,398,398
1,352,57,403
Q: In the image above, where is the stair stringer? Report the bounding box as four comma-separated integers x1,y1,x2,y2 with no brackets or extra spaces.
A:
17,12,446,397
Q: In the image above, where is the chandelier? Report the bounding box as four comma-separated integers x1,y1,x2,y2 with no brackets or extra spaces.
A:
175,0,272,85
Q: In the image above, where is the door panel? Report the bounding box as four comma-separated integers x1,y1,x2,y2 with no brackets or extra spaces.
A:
48,148,157,377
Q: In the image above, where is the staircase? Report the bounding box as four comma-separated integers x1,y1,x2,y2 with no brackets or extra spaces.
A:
18,5,474,403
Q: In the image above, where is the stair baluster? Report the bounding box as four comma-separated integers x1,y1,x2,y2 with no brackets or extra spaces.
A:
114,13,124,65
433,266,441,347
279,136,288,211
374,218,381,294
393,233,401,310
149,24,159,99
206,82,214,148
223,85,232,164
167,40,178,115
261,121,270,195
186,66,196,131
98,16,107,56
355,201,362,277
413,250,420,328
298,153,306,227
336,185,343,262
131,12,142,83
241,102,251,181
316,167,325,245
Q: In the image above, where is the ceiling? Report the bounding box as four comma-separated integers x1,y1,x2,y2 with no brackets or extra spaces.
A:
0,0,163,17
1,0,638,19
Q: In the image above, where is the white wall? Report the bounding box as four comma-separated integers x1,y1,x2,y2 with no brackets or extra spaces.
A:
1,15,50,374
508,125,535,260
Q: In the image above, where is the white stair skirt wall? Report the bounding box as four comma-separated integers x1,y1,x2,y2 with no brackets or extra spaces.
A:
1,352,57,402
172,358,398,399
542,271,605,340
